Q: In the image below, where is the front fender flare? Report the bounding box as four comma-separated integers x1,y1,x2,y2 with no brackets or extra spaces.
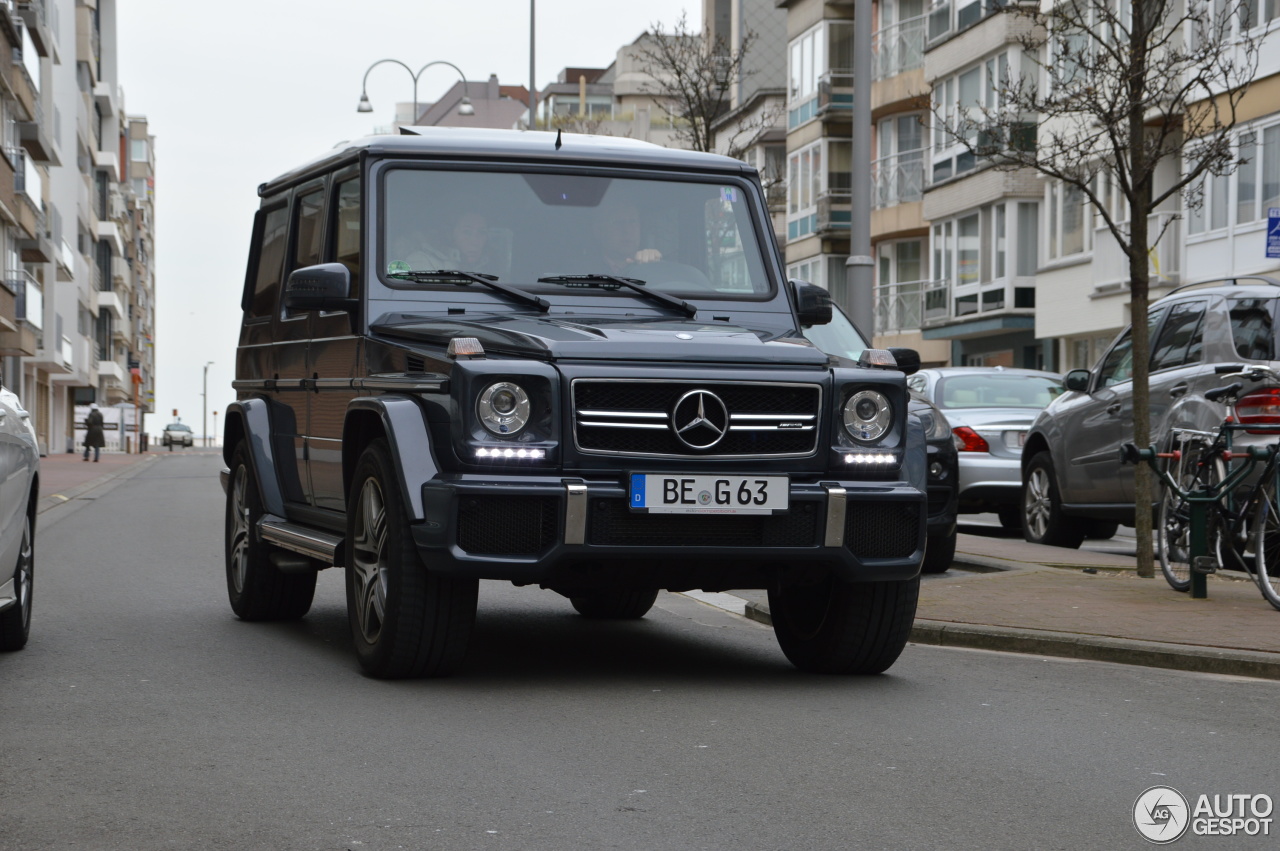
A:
223,398,287,518
346,396,440,521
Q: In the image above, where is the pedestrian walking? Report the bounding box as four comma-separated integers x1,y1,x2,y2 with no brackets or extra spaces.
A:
84,403,105,462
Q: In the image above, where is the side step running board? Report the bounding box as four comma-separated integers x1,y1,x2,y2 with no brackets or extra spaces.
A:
258,515,344,567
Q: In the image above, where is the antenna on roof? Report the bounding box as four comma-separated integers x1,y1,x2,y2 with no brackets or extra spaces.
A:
555,129,562,150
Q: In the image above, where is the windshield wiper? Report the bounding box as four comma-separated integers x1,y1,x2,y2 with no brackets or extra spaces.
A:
537,274,697,318
388,269,550,312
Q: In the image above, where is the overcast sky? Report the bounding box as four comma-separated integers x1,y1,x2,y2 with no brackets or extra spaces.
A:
116,0,701,439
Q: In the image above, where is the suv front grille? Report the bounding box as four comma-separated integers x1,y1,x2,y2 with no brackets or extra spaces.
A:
573,380,821,458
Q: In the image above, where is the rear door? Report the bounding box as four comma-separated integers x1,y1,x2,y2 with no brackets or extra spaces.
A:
305,170,363,513
1120,299,1209,501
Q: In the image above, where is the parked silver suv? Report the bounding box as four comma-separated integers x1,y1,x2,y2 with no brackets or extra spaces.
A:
1021,277,1280,547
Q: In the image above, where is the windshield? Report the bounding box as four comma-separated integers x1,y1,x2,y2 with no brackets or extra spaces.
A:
381,168,772,300
934,374,1064,409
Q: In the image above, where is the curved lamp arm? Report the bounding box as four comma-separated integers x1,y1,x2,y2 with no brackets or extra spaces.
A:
357,58,474,119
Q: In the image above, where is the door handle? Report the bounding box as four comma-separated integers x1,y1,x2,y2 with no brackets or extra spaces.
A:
1169,382,1189,398
1107,403,1122,415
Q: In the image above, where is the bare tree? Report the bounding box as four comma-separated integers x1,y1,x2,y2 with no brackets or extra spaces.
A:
934,0,1264,577
633,11,763,154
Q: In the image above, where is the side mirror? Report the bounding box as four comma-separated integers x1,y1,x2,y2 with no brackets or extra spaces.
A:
791,280,833,327
284,263,357,313
886,347,921,376
1064,369,1091,392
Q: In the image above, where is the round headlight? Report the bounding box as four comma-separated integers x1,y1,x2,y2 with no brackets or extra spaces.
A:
843,390,892,442
478,382,531,435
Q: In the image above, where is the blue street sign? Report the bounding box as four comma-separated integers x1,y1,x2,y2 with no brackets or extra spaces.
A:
1269,208,1280,259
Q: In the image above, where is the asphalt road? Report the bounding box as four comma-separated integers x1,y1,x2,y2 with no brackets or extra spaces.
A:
2,454,1277,850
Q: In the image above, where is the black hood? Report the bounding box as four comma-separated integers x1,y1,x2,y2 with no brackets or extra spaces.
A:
370,313,832,365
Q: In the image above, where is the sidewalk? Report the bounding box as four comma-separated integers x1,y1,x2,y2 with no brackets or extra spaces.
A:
35,450,157,514
706,532,1280,680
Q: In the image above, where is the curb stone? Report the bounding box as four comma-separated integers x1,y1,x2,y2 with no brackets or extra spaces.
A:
734,597,1280,681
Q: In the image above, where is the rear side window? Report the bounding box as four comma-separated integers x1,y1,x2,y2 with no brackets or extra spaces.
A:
248,205,289,318
1149,301,1206,372
333,176,361,282
1229,297,1277,360
294,188,325,269
1098,307,1167,387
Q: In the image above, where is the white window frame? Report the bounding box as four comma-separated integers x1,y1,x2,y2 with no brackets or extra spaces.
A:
1045,180,1093,261
930,51,1014,184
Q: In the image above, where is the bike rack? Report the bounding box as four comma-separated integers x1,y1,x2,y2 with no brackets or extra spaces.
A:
1119,442,1273,599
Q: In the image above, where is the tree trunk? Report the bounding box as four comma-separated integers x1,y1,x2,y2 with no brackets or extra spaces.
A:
1128,0,1155,579
1128,220,1155,579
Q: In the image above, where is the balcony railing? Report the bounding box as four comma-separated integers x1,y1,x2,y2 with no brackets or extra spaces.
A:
872,151,926,208
1091,212,1182,289
875,279,944,335
872,14,927,81
816,190,852,234
8,267,42,331
920,277,1036,327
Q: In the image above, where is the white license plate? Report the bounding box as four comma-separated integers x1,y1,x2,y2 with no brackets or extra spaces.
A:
629,474,789,515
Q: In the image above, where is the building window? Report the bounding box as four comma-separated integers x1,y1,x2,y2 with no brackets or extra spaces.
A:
787,257,825,288
1046,181,1091,259
930,52,1015,184
787,143,819,240
1188,125,1280,236
874,113,925,207
787,20,853,129
932,201,1039,319
130,139,148,162
928,0,1011,44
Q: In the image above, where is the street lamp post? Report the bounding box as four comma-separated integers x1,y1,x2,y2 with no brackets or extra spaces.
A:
357,59,475,124
202,361,213,448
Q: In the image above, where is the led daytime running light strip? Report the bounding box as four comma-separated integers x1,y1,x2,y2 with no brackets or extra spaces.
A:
475,447,546,460
844,452,897,464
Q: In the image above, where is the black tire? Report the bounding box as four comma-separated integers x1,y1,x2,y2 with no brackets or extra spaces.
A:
1022,452,1084,548
768,574,919,674
0,511,33,651
1250,469,1280,611
346,439,478,678
1157,441,1229,592
997,506,1021,531
920,532,956,574
1084,520,1120,540
225,442,316,621
570,589,659,619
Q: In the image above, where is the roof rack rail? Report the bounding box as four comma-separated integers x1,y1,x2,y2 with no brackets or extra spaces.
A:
1165,275,1280,297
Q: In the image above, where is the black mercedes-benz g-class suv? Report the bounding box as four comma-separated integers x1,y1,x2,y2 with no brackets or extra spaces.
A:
223,127,927,678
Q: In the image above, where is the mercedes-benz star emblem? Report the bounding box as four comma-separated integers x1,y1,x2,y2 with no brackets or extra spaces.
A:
672,390,730,450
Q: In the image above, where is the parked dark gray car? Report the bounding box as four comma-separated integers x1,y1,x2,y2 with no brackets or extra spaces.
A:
1021,276,1280,548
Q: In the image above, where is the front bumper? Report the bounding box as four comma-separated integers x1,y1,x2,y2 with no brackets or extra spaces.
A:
413,473,926,589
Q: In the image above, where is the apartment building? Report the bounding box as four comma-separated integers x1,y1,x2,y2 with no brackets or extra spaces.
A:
918,0,1045,368
705,0,788,244
533,34,697,147
0,0,155,454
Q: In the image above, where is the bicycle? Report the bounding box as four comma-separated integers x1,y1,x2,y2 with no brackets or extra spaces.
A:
1124,363,1280,610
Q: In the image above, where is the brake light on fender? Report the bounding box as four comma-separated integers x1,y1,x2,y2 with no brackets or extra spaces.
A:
952,426,991,452
1236,387,1280,434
